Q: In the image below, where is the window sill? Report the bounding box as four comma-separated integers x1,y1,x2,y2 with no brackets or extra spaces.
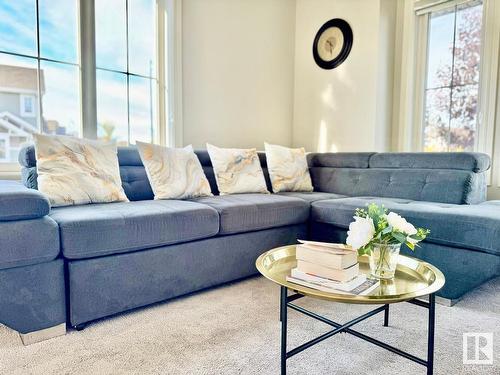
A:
487,186,500,200
0,171,21,181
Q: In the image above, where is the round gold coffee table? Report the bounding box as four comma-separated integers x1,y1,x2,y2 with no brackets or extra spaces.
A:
256,245,445,375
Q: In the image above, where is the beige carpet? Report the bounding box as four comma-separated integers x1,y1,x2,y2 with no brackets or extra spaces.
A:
1,276,499,375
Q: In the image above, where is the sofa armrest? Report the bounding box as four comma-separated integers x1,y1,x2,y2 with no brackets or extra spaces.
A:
0,181,50,221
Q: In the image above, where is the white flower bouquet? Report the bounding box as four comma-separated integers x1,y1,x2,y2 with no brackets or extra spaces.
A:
346,203,430,278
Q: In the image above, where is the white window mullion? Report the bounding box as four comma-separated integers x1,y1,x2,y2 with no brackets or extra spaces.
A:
157,0,167,146
413,13,430,150
35,0,43,135
79,0,97,139
167,0,182,147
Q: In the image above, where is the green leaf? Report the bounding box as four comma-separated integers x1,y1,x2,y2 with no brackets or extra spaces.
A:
381,225,393,234
391,232,407,244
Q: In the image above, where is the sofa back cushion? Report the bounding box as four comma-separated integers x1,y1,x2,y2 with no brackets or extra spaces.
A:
308,152,489,204
18,146,490,204
19,145,273,200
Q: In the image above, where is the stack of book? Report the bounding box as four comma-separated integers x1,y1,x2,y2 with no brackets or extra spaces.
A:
286,240,379,295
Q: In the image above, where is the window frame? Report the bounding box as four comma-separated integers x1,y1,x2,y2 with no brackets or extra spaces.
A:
94,0,159,146
86,0,178,147
0,0,82,167
408,0,500,191
413,0,486,152
0,0,181,175
394,0,499,187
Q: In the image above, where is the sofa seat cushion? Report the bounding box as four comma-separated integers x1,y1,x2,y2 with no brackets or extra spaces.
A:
312,197,500,256
50,200,220,259
277,191,346,203
191,194,309,235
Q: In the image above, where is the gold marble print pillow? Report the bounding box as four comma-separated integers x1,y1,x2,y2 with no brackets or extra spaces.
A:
34,134,128,207
136,142,212,200
206,144,269,195
264,143,313,193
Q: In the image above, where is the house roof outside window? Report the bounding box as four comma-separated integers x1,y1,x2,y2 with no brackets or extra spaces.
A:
0,64,45,94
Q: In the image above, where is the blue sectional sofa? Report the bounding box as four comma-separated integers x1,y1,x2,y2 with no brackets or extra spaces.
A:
0,146,498,343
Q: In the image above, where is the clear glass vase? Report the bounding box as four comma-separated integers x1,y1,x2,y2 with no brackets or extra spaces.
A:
369,243,401,279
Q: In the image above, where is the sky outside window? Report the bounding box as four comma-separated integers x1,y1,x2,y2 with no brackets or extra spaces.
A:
95,0,157,146
0,0,158,163
0,0,80,162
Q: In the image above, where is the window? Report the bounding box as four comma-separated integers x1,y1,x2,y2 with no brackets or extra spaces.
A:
0,135,8,162
0,0,174,169
20,95,36,117
0,0,80,163
95,0,158,146
421,0,483,152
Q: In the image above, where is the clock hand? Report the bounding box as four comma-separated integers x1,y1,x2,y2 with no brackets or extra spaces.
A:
326,40,333,54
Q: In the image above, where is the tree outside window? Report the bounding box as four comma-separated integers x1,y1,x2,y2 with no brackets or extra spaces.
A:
423,1,483,152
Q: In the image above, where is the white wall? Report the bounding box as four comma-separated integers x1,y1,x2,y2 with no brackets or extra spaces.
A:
292,0,396,153
375,0,397,152
181,0,296,149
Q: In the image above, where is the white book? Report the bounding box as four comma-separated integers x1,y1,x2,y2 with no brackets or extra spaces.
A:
296,244,358,269
286,275,380,296
291,268,367,291
298,240,356,253
296,260,359,282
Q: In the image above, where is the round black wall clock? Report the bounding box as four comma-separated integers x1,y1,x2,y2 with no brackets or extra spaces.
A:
313,18,353,70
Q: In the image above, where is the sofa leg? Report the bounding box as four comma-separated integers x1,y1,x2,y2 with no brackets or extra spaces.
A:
74,323,87,331
19,323,66,345
436,296,458,307
417,295,459,307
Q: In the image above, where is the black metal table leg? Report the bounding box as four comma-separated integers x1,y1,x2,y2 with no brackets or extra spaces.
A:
383,304,389,327
278,289,437,374
279,290,283,322
427,293,435,375
281,286,287,375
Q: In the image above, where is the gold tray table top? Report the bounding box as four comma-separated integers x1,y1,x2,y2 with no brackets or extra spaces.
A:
256,245,445,304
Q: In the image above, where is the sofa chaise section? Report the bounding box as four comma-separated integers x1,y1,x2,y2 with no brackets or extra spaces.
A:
312,197,500,256
311,197,500,301
306,151,498,303
0,181,66,344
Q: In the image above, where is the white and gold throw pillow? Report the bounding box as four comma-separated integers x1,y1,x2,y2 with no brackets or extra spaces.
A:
136,141,212,200
264,143,313,193
206,144,269,195
34,134,128,207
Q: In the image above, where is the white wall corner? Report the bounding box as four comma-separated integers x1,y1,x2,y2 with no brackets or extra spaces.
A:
391,0,417,152
375,0,397,152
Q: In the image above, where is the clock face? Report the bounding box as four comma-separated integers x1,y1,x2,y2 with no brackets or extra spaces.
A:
313,19,353,70
317,27,344,62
